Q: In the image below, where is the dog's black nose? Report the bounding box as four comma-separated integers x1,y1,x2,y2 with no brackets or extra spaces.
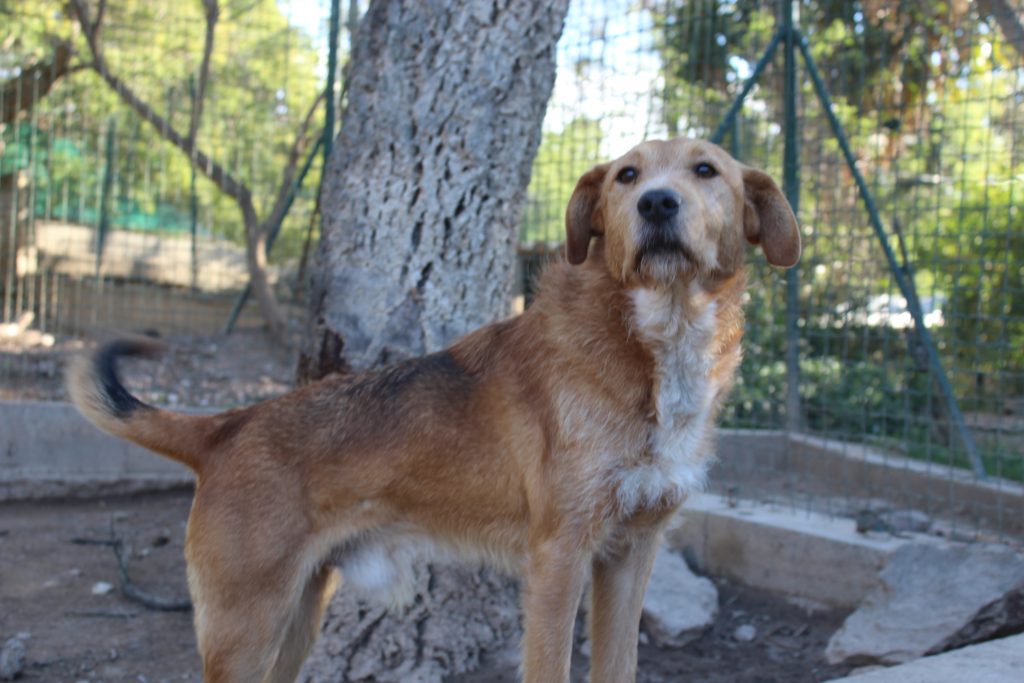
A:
637,189,680,223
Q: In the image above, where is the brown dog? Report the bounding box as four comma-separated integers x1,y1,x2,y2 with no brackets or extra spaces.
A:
68,137,799,683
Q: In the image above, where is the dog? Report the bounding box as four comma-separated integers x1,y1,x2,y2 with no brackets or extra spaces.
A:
68,137,799,683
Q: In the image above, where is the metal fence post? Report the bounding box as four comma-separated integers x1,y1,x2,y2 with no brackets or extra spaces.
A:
781,0,802,433
96,116,116,281
223,0,341,334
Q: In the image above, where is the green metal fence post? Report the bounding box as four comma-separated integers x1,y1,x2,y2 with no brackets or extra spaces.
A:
96,116,116,281
795,32,985,478
710,29,783,145
781,0,802,433
223,0,341,334
323,0,342,167
188,75,199,291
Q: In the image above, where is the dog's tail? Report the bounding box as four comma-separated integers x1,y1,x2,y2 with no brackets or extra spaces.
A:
67,337,220,472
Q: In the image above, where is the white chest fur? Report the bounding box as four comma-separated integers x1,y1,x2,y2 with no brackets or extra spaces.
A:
616,283,719,513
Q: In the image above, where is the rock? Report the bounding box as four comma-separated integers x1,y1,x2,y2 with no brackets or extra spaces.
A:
641,546,719,647
91,581,115,595
733,624,757,642
846,664,888,677
878,509,932,534
826,543,1024,665
0,637,26,681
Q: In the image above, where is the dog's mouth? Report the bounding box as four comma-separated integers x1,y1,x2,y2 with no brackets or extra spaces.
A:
633,228,698,273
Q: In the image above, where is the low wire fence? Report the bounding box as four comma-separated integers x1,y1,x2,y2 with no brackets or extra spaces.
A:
2,0,1022,538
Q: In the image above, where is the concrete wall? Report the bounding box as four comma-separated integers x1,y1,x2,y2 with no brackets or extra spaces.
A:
0,400,192,501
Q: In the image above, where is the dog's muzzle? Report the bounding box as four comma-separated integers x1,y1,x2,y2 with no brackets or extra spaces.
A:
637,189,680,225
635,188,694,268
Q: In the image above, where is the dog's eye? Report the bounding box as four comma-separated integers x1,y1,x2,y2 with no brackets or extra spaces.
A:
694,162,718,178
616,166,638,184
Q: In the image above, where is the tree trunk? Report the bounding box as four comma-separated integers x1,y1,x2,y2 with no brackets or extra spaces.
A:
299,0,570,378
298,1,569,680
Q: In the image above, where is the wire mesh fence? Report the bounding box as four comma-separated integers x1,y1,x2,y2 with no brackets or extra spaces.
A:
2,0,1022,538
534,0,1024,539
1,0,332,342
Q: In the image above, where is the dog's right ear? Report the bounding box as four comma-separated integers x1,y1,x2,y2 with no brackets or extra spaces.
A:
564,163,609,265
741,167,801,268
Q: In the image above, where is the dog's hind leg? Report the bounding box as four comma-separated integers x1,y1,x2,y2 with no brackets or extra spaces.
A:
264,565,339,682
186,487,323,682
194,598,286,682
192,558,316,683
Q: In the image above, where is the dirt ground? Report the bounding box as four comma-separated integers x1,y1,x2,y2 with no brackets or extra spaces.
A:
0,327,296,407
0,490,853,683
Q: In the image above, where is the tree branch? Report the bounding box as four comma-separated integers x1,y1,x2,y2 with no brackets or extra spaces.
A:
91,0,107,36
977,0,1024,57
188,0,220,150
68,0,252,209
68,0,290,343
1,40,74,125
260,89,326,234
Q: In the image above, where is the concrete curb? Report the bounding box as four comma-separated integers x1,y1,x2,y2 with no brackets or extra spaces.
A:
1,400,192,501
788,433,1024,536
714,429,1024,536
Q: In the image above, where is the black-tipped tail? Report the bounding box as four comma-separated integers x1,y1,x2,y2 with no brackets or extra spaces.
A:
92,337,163,418
67,336,210,471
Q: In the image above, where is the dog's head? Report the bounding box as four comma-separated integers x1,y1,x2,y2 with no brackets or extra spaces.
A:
565,138,800,286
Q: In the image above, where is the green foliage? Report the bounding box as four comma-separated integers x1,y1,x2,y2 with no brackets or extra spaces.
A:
653,0,775,135
913,57,1024,399
521,117,604,244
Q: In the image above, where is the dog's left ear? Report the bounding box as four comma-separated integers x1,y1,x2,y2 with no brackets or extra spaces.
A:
564,163,609,265
742,167,801,268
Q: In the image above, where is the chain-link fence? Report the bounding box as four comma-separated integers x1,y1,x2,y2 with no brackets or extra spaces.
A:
3,1,1022,537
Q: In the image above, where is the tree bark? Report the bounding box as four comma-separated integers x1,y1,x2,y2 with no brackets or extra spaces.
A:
300,0,570,378
298,1,570,680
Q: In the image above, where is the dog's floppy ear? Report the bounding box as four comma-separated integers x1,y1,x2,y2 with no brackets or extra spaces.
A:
565,163,609,265
742,167,801,268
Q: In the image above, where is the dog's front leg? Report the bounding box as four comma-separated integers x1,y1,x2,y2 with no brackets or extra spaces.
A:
587,524,662,683
520,534,589,683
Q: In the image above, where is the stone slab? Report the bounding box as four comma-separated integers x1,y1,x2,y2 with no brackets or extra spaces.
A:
668,493,914,608
825,543,1024,665
821,633,1024,683
641,545,718,647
